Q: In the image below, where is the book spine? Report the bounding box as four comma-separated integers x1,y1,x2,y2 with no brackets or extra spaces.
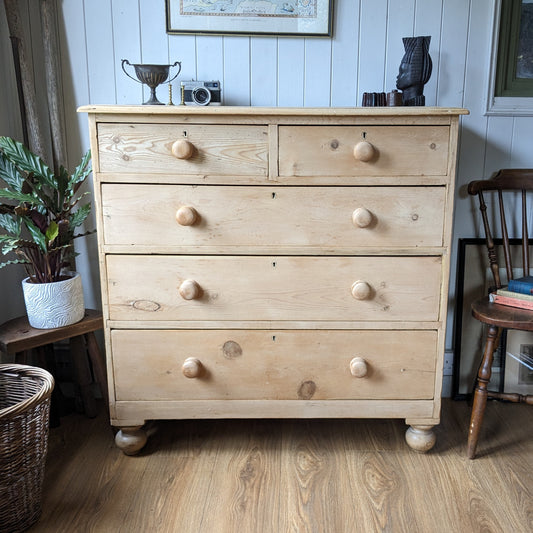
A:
496,288,533,302
490,293,533,310
507,279,533,295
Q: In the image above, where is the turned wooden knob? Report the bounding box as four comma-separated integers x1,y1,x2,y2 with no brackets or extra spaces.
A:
172,139,194,160
182,357,203,378
352,207,373,228
350,357,368,378
178,279,201,300
351,280,372,300
353,141,375,162
176,206,198,226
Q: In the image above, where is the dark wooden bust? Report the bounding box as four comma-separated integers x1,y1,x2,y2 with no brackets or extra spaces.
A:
396,36,432,106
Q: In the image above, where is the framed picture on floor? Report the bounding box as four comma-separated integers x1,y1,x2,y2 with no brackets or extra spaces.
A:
504,330,533,395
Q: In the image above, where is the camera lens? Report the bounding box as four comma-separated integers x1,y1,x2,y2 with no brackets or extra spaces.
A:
192,87,211,105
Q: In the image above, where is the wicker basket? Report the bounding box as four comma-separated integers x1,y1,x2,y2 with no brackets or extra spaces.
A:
0,364,54,533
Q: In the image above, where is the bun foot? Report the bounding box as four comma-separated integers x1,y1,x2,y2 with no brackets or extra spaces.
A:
115,426,148,455
405,425,436,453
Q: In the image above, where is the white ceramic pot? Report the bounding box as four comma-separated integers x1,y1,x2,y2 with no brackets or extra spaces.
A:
22,271,85,329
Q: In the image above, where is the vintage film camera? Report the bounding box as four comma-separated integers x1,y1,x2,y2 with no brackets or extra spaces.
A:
180,81,222,106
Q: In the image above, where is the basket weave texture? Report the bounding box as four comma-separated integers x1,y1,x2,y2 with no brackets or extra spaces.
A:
0,364,54,533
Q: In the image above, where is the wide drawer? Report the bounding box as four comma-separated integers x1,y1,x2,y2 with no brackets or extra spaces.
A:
101,184,446,250
106,255,442,322
97,123,268,175
111,329,437,401
278,125,449,177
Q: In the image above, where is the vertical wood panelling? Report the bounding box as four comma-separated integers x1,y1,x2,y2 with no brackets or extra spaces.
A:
330,0,359,106
223,37,251,106
84,0,115,105
250,37,277,106
196,36,224,89
112,0,143,105
278,38,305,106
168,34,197,89
436,0,470,107
303,37,332,106
384,0,416,95
511,116,533,167
484,116,514,172
358,0,388,97
139,0,168,64
414,0,444,106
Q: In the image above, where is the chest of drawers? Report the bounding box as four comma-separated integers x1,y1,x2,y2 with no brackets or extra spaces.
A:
81,105,467,455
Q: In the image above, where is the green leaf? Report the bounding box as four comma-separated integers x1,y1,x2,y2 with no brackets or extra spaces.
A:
0,153,24,191
23,218,47,253
0,137,55,188
0,213,21,235
0,258,29,269
45,220,59,243
0,188,38,204
69,149,92,190
69,203,91,229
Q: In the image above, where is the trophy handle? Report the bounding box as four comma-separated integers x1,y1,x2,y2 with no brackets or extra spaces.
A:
121,59,141,83
167,61,182,84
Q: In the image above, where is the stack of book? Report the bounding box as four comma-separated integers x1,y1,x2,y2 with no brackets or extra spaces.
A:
489,275,533,310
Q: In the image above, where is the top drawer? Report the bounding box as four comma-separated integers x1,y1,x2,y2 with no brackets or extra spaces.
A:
278,125,449,177
97,123,269,176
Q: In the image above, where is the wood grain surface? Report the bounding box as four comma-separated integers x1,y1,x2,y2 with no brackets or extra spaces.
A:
37,399,532,533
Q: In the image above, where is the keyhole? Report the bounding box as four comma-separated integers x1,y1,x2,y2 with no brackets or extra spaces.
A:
183,130,187,137
272,262,276,268
272,335,276,341
362,131,367,139
272,192,276,199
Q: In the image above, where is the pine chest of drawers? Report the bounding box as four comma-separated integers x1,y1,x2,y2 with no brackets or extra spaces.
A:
81,105,467,455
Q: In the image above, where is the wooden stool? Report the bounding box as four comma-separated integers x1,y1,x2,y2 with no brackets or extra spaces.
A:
0,309,108,423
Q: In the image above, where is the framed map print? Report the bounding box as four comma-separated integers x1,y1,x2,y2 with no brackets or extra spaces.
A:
165,0,333,36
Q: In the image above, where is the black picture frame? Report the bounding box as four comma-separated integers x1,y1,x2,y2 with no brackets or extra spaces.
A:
452,238,510,400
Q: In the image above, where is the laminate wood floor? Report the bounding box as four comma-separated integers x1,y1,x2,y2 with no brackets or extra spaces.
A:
31,399,532,533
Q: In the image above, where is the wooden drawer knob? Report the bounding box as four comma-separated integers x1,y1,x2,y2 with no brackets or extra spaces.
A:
353,141,375,162
182,357,203,378
351,280,371,300
178,279,201,300
172,139,194,160
176,206,198,226
350,357,368,378
352,207,373,228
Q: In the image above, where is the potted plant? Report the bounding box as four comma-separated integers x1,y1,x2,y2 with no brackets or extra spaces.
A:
0,136,93,329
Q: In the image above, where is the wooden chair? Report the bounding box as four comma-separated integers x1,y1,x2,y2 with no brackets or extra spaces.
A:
0,309,108,425
467,169,533,459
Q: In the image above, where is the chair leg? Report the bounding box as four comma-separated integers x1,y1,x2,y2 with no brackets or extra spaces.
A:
467,324,500,459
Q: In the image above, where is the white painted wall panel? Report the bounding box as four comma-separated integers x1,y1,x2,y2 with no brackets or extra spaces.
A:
330,0,359,107
278,38,305,106
384,0,415,96
112,0,143,105
358,0,388,97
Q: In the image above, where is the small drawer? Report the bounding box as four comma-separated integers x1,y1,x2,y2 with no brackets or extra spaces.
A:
97,123,268,176
111,329,437,401
101,184,446,250
106,255,442,322
278,125,449,177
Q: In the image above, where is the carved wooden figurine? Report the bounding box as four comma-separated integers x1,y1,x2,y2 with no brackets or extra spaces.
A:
396,36,432,106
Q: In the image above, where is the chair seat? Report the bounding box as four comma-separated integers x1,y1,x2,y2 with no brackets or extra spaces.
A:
471,296,533,331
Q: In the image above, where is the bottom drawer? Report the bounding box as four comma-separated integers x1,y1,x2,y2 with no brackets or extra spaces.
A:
111,329,436,401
